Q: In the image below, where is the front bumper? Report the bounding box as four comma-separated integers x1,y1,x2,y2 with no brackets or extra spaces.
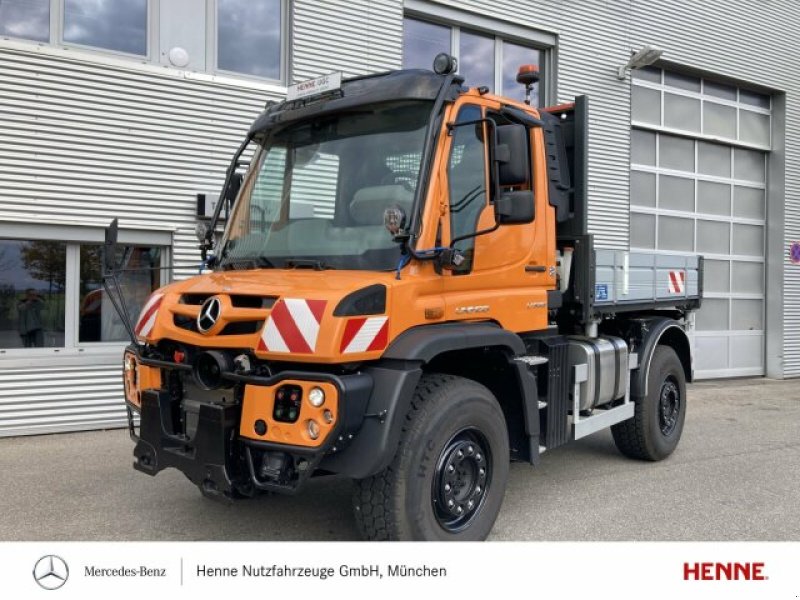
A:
128,369,372,498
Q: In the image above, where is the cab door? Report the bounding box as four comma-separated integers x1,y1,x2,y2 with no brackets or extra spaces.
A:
440,100,553,333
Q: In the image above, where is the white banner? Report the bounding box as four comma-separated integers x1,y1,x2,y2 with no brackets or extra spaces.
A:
2,541,797,599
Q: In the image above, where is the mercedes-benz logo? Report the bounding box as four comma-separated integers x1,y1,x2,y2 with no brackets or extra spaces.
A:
197,296,222,333
33,555,69,590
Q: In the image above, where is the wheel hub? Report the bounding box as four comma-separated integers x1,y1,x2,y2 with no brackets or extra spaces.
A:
433,429,491,532
659,377,681,436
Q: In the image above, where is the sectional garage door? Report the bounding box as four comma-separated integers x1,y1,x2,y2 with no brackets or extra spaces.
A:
630,67,771,378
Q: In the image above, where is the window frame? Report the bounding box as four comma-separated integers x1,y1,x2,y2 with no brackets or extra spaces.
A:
403,2,556,105
0,224,171,360
446,104,491,274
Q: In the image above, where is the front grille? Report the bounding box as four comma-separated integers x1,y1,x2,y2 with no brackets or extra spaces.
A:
174,315,199,333
179,294,276,309
173,293,273,336
220,321,265,335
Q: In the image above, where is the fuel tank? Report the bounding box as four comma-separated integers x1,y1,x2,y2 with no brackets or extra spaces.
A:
567,335,628,410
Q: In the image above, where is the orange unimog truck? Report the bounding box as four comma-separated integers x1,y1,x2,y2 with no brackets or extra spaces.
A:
108,54,702,541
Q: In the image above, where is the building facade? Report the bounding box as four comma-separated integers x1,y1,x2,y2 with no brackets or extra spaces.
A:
0,0,797,436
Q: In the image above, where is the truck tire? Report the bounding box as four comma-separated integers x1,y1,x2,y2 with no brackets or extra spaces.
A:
612,345,686,461
352,373,510,541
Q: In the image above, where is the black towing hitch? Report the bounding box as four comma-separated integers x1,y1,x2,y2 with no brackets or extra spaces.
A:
132,390,243,502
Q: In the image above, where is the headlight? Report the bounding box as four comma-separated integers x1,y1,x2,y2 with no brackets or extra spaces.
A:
308,387,325,407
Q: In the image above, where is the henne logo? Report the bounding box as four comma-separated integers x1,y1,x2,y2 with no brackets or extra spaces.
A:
683,561,767,581
33,555,69,590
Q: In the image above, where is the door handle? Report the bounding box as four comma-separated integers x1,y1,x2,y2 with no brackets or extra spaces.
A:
525,265,547,273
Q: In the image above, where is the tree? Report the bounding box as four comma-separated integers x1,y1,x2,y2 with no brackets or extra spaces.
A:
20,241,66,293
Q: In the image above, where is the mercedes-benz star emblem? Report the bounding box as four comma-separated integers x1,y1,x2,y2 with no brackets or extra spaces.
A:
197,296,222,333
33,555,69,590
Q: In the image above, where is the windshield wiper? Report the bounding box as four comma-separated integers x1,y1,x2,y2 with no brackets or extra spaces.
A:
285,259,333,270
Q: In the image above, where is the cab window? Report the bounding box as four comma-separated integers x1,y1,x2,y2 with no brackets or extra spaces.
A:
447,105,487,273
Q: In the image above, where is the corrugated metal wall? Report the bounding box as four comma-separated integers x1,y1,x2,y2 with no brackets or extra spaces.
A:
0,44,274,276
0,364,123,436
293,0,403,82
0,44,278,436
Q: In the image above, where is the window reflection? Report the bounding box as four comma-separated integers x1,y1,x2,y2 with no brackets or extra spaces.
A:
502,41,540,104
0,240,66,349
459,30,494,91
402,18,543,105
79,245,161,343
218,0,282,79
64,0,147,55
0,0,50,42
403,18,449,70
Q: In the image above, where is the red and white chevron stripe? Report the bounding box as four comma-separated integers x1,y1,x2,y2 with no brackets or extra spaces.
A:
668,270,686,294
340,316,389,354
258,298,327,353
134,293,164,338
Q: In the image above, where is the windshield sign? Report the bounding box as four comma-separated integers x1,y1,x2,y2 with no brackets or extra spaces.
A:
219,101,432,271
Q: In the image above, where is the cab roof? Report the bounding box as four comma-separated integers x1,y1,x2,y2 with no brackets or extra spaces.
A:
248,69,459,137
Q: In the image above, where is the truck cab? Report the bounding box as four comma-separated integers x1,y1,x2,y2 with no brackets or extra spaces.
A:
115,56,701,541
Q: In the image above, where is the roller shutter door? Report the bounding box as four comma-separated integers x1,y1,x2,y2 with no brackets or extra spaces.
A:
630,67,771,378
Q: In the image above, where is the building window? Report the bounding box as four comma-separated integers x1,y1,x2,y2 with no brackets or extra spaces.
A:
403,16,543,105
63,0,148,56
403,18,449,72
0,0,50,42
0,236,165,353
0,240,66,349
217,0,283,80
79,244,161,343
0,0,288,84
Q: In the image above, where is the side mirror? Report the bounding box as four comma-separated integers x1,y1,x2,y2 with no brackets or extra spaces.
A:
226,172,243,214
103,218,119,275
496,190,534,224
495,124,530,188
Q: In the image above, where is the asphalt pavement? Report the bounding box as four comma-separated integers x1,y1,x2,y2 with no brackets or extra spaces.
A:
1,378,798,541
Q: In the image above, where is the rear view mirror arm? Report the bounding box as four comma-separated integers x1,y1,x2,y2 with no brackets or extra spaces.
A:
201,136,253,264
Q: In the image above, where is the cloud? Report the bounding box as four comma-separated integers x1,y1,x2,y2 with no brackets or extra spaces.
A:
0,0,50,42
63,0,147,55
217,0,281,78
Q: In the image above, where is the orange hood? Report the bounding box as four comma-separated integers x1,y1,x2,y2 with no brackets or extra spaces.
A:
133,267,443,363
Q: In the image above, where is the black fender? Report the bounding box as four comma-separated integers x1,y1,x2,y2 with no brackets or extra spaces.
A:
320,322,530,478
627,317,693,400
382,321,526,361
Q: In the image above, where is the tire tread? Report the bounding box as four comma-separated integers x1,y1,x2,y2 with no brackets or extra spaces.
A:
353,374,464,540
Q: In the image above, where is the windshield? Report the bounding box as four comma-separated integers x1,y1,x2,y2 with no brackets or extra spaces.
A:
219,101,433,271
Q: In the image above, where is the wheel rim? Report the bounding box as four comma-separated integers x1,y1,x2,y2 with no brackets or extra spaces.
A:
432,427,492,533
658,376,681,436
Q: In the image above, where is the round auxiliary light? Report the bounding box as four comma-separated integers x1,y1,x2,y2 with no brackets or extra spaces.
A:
307,419,321,440
308,387,325,407
433,52,458,75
